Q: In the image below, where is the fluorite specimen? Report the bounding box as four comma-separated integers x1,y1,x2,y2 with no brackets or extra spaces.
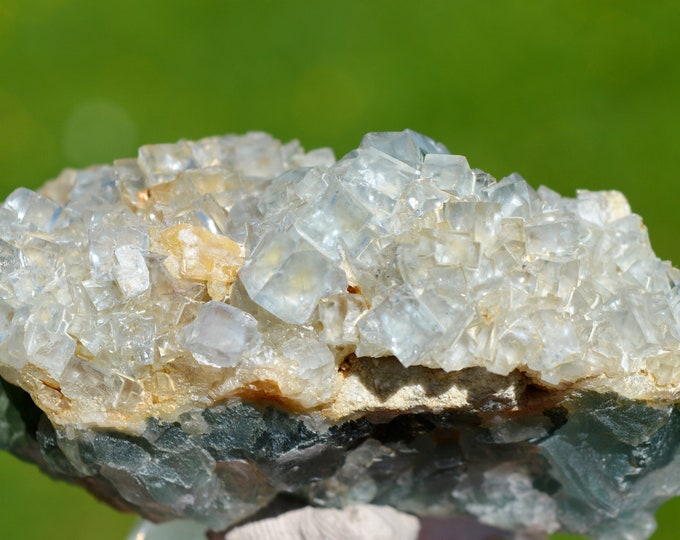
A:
2,130,680,539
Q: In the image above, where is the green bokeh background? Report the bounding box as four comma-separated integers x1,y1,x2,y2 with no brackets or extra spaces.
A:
1,1,680,538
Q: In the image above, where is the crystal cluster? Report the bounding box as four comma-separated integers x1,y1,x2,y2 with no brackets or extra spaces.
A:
2,130,680,539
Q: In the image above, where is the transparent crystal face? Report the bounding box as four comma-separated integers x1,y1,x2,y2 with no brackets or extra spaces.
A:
0,129,679,432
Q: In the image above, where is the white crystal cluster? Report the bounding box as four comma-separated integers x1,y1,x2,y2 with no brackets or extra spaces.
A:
1,130,679,428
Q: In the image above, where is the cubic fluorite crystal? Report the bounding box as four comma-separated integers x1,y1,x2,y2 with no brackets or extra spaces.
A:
2,130,680,539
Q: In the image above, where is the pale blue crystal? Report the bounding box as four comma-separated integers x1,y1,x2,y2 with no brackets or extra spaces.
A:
181,301,261,368
252,250,347,325
3,187,62,232
484,173,540,218
66,167,120,217
294,181,374,261
357,286,445,366
240,227,347,324
360,130,448,163
340,147,418,228
422,153,475,197
138,141,196,184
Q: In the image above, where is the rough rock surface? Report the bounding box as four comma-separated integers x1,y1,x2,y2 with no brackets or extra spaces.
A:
2,130,680,539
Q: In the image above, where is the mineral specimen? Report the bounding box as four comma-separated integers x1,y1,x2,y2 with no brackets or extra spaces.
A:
2,130,680,539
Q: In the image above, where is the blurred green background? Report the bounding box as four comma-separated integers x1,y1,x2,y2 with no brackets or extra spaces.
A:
1,0,680,538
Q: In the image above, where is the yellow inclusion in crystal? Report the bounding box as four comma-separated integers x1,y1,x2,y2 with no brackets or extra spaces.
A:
158,224,243,301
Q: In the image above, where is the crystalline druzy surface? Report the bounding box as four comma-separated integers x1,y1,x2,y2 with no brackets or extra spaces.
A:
2,130,680,539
